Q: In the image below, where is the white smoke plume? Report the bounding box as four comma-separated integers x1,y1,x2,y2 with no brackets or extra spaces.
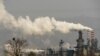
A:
4,44,13,53
0,0,93,35
63,42,71,49
22,49,44,53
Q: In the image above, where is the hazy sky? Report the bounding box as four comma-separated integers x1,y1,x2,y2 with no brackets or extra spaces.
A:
4,0,100,18
0,0,100,49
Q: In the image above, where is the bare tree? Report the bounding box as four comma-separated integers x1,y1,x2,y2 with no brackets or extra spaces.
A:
4,37,28,56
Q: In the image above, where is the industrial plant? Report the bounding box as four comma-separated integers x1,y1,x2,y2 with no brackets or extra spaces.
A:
42,31,100,56
45,31,99,56
4,30,100,56
1,0,100,56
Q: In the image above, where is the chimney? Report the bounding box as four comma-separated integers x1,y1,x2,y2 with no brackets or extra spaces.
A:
76,30,84,56
78,31,82,39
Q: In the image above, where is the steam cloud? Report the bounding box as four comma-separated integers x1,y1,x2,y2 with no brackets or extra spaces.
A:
63,42,70,49
0,0,93,35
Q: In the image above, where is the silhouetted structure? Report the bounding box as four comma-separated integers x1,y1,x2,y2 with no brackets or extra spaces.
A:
59,40,64,56
4,31,100,56
76,31,84,56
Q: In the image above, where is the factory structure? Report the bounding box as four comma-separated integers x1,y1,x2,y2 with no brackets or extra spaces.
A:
4,30,100,56
23,31,100,56
43,31,99,56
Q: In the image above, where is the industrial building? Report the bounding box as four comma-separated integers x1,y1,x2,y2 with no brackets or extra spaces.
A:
4,31,100,56
42,30,100,56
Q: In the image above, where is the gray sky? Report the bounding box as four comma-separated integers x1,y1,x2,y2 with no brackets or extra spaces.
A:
4,0,100,18
0,0,100,49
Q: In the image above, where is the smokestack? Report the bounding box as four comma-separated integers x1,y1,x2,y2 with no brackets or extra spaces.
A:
76,30,84,47
76,30,84,56
78,30,82,39
90,31,95,39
